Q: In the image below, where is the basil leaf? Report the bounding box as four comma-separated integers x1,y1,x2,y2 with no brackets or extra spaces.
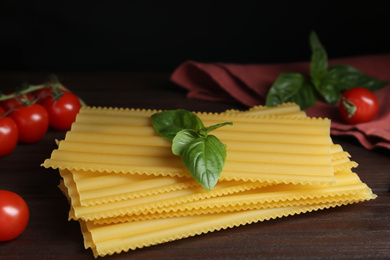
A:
151,109,204,140
153,109,232,190
266,72,306,107
327,64,389,92
178,133,227,190
266,72,317,110
172,129,199,156
315,65,389,104
316,76,341,104
287,81,318,110
172,123,232,190
309,31,328,88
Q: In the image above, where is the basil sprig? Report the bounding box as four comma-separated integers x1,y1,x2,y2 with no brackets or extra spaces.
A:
266,31,388,110
151,109,232,190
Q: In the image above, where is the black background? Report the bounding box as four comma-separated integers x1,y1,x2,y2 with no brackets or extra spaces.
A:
1,0,389,72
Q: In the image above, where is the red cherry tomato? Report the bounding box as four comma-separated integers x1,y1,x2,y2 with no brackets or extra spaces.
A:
0,115,19,156
0,190,29,241
339,87,379,124
9,104,49,143
0,93,33,112
42,92,81,130
33,83,70,104
33,87,66,104
0,106,5,115
33,87,54,104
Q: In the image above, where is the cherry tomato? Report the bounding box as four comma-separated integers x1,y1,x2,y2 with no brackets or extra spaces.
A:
0,190,29,242
42,92,81,130
0,106,5,115
33,87,54,104
9,104,49,143
33,83,70,104
33,87,66,104
0,114,19,156
339,87,379,124
0,93,33,112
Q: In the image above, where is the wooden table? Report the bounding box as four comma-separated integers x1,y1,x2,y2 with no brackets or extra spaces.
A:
1,72,389,259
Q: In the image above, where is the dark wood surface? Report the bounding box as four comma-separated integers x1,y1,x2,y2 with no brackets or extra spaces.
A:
1,72,389,260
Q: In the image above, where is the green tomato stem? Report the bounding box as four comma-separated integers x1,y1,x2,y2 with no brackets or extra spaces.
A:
0,80,87,107
342,97,357,118
0,85,44,101
54,83,87,107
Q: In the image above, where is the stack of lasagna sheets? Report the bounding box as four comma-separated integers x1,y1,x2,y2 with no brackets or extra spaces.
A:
41,103,376,258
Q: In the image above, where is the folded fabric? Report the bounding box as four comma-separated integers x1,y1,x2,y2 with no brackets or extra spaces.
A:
171,55,390,150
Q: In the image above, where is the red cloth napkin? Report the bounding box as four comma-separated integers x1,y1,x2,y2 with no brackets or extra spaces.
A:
171,54,390,150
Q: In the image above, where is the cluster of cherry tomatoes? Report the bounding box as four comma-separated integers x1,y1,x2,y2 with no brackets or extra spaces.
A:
0,78,84,157
0,77,84,242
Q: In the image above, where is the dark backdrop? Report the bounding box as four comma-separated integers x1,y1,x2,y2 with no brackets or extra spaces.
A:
1,0,389,72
